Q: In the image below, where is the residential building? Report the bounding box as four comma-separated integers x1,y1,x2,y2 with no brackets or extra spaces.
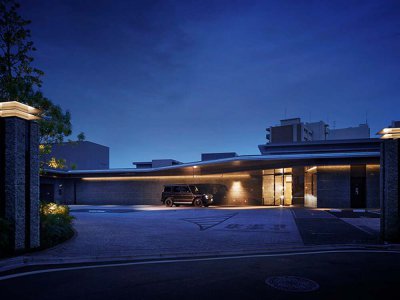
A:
328,124,370,140
133,159,182,169
42,141,109,170
266,118,369,144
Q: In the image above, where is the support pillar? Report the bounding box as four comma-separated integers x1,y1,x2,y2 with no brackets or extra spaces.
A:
380,139,400,242
0,101,40,251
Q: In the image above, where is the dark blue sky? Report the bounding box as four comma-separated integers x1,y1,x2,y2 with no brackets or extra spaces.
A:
20,0,400,167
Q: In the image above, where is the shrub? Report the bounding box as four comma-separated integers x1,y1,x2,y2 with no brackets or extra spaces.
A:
0,218,11,257
40,202,74,248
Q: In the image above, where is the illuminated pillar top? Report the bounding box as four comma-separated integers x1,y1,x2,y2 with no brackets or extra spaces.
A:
378,128,400,139
0,101,41,120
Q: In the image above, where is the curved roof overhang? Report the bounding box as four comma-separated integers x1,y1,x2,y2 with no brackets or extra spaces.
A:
41,151,380,179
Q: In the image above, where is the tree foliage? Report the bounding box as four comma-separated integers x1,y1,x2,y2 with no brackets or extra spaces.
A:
0,0,83,170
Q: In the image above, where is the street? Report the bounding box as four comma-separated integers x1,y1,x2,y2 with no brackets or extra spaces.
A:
1,250,399,299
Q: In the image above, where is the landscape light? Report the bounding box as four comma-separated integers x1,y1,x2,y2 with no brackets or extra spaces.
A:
81,174,250,181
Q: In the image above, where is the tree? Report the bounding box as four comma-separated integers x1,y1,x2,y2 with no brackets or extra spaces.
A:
0,0,83,170
77,132,85,142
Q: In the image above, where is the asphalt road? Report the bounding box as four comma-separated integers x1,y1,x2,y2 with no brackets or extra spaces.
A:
1,250,399,300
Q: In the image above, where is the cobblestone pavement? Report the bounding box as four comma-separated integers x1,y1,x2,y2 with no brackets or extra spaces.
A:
26,205,380,261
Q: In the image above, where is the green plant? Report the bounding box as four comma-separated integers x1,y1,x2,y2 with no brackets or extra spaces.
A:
40,202,74,248
0,217,11,256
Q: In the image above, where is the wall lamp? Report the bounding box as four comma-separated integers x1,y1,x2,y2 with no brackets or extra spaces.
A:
0,101,41,120
378,128,400,140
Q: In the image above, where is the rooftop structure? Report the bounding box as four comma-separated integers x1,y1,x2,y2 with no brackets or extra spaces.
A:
43,141,109,170
265,117,370,144
133,159,182,169
201,152,238,161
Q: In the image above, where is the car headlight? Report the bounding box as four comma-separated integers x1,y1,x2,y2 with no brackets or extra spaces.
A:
204,195,209,199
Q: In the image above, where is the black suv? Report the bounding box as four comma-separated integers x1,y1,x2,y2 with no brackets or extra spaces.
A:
161,184,213,207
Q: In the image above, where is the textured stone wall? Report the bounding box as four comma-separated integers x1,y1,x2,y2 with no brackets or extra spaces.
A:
29,122,40,248
380,139,400,242
4,117,27,250
317,166,351,208
366,164,380,208
46,174,263,206
1,117,40,250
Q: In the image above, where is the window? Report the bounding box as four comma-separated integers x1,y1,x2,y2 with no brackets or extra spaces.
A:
180,186,190,193
173,186,181,193
164,186,172,192
189,185,199,193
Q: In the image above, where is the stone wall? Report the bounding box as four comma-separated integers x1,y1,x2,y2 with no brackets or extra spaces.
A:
380,139,400,242
42,174,263,206
366,164,380,208
0,117,40,250
317,165,351,208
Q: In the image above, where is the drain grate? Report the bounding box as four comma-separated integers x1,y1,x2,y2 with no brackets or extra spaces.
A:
265,276,319,292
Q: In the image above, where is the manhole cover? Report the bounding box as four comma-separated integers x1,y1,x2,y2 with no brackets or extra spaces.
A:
265,276,319,292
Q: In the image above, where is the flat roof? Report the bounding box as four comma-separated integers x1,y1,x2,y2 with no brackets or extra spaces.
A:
42,151,380,177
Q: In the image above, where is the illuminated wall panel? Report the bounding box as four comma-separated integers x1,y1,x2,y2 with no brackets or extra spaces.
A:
49,172,263,206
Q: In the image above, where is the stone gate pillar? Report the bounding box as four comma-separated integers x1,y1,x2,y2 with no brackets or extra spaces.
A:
0,101,40,251
379,126,400,242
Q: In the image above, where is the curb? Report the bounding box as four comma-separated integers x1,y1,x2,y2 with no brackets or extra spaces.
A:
1,243,400,274
0,226,78,273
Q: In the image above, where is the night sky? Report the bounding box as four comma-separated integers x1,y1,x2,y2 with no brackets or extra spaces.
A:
19,0,400,168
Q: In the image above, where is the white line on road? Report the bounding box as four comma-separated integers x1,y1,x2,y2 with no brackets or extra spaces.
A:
1,249,400,282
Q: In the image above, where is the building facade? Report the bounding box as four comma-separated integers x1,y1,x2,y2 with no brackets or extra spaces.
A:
42,141,109,170
40,139,381,208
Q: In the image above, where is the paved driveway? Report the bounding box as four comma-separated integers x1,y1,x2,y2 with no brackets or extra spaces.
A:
26,205,380,263
32,206,302,261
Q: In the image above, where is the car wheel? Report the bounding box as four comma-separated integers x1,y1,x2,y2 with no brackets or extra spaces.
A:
165,198,173,207
193,198,203,207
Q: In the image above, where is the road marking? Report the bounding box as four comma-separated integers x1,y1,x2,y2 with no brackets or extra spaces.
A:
182,214,237,231
1,249,400,282
266,275,319,292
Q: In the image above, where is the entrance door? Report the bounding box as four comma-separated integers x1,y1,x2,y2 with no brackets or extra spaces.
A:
263,169,293,206
263,174,274,205
351,165,366,208
274,174,292,206
40,184,54,203
284,175,292,205
274,174,284,205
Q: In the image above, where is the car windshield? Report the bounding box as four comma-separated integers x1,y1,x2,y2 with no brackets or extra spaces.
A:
189,185,200,193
